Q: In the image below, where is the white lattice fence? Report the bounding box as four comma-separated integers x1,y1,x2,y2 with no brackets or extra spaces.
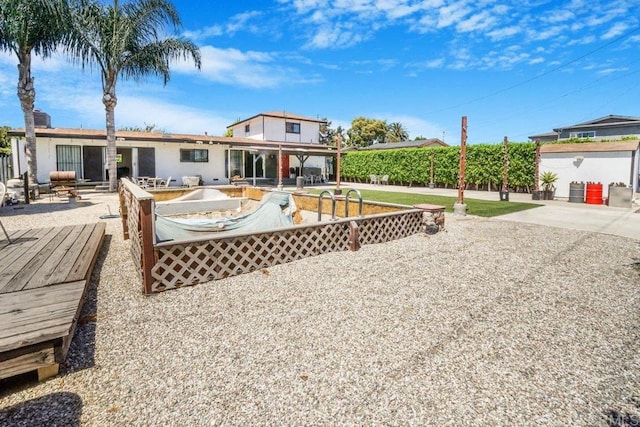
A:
151,222,351,292
357,210,423,245
150,210,423,293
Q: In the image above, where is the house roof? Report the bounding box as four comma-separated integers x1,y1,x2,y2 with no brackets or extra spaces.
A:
540,141,640,153
8,127,338,156
226,111,327,128
357,138,448,150
528,131,558,140
553,115,640,132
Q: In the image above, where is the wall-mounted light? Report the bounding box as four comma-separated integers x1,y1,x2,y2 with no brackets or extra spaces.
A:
574,155,584,161
116,137,125,141
195,140,203,144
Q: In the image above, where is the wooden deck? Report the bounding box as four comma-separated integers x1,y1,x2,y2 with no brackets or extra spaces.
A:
0,222,105,381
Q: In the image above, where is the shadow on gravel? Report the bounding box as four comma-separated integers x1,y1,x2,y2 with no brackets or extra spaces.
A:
0,392,83,426
0,200,97,217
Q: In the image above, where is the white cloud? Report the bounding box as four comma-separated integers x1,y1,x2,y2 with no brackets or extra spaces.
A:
597,67,629,76
602,22,629,40
437,2,472,28
456,11,497,33
376,113,444,139
487,26,521,41
183,11,265,41
174,45,319,88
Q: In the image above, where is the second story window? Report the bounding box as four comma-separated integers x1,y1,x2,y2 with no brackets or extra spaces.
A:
570,131,595,138
286,122,301,134
244,124,250,133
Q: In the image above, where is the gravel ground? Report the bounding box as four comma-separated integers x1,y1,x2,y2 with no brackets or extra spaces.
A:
1,191,639,426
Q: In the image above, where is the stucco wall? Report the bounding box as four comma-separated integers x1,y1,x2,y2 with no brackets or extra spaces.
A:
14,137,230,185
540,150,636,198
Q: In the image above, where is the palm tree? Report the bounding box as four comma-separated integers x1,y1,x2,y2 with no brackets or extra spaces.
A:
387,122,409,143
0,0,68,186
66,0,201,191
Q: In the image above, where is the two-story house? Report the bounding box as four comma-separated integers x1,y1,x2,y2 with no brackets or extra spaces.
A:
9,111,336,187
227,112,329,181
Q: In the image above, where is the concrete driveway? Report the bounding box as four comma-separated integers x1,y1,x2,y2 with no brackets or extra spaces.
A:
314,182,640,240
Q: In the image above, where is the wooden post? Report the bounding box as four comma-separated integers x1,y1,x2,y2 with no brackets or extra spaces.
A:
139,198,156,294
335,133,342,195
277,144,283,189
429,151,435,187
457,116,467,204
534,139,541,191
118,183,129,240
502,136,509,192
348,220,360,251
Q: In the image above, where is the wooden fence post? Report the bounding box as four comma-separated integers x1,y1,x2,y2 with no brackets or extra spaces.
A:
139,198,156,294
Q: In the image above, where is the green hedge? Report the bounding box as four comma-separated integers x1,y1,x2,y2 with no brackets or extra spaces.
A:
341,143,536,189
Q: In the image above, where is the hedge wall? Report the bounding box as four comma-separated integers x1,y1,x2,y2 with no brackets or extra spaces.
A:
341,143,536,190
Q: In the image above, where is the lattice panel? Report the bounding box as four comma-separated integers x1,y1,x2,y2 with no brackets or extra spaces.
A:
120,185,144,284
151,222,351,292
357,211,423,245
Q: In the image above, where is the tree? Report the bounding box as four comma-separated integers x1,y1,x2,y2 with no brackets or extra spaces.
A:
66,0,201,191
120,123,164,133
0,126,11,155
346,117,388,147
319,118,345,146
0,0,68,185
386,122,409,142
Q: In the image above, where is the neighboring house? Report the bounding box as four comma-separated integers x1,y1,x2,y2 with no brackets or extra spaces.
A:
356,138,447,151
529,115,640,142
227,111,329,179
530,115,640,199
540,141,640,199
9,111,336,185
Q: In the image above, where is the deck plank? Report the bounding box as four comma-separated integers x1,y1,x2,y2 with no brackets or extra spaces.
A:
0,227,71,293
0,228,44,276
66,222,106,283
0,220,105,381
0,281,86,353
24,225,87,288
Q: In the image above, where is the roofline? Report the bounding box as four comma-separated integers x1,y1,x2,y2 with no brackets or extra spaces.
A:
540,141,640,153
7,127,338,155
226,112,327,128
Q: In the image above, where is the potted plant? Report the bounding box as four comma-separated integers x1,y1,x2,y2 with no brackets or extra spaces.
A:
608,182,632,208
540,171,558,200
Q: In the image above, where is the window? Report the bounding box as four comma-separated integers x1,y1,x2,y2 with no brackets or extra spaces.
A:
56,145,82,177
286,122,301,134
180,149,208,163
570,131,595,138
244,124,250,133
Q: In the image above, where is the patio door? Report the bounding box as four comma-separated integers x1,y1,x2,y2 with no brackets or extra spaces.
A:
138,147,155,177
83,146,104,182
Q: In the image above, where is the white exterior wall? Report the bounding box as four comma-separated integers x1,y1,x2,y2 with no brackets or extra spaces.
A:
231,115,326,176
13,136,230,184
540,150,636,199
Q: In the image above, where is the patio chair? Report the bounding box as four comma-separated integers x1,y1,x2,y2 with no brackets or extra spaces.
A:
370,174,379,185
380,175,389,185
0,182,12,243
162,176,172,188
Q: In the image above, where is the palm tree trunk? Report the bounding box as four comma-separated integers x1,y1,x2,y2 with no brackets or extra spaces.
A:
17,50,37,186
103,79,118,192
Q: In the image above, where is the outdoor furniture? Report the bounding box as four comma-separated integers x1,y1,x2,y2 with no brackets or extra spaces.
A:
160,176,172,188
49,171,78,200
182,176,200,188
380,175,389,185
370,174,379,185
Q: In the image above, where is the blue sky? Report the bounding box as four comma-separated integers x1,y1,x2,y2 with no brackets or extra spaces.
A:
1,0,639,144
